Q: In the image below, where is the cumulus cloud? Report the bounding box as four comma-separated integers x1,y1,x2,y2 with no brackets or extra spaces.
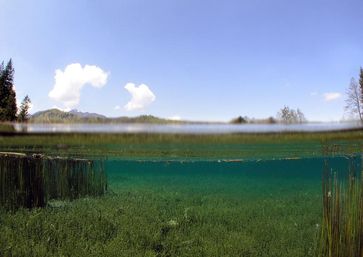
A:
114,105,121,110
124,83,156,111
323,92,342,102
48,63,108,109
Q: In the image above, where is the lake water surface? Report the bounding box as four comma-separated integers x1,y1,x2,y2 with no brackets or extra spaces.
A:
14,122,363,133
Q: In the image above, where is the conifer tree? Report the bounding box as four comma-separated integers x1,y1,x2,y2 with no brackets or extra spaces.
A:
0,61,5,119
18,95,31,122
0,59,17,121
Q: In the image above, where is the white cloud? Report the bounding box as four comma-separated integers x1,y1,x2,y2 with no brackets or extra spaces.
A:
48,63,108,109
168,115,181,121
124,83,156,111
114,105,121,110
323,92,342,102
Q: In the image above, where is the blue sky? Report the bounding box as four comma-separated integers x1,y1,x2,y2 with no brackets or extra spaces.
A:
1,0,362,121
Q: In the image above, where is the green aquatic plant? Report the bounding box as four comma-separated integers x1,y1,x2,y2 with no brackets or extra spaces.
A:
0,130,362,160
317,160,363,257
0,123,15,132
0,153,107,210
0,160,322,257
43,157,107,200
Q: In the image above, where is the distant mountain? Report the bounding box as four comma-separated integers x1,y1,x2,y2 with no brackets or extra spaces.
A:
31,109,79,123
30,109,183,124
69,109,107,119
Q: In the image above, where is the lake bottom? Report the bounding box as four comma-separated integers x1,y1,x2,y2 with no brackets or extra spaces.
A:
0,156,360,257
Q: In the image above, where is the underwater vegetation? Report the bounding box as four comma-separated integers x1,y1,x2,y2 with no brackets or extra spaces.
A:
318,159,363,257
0,131,362,256
0,158,324,257
0,152,107,211
0,130,362,160
0,123,15,132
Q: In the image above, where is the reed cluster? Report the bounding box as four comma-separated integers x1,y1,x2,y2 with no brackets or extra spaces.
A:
317,160,363,257
0,152,107,210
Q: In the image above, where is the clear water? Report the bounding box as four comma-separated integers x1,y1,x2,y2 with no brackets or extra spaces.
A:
0,131,362,256
101,156,361,256
14,122,363,133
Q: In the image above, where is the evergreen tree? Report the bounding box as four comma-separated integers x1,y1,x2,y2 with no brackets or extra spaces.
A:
0,59,17,121
0,61,5,119
230,116,247,124
18,95,31,122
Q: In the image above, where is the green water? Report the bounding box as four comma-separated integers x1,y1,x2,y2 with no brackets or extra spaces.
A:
0,131,362,256
89,156,358,256
0,156,361,256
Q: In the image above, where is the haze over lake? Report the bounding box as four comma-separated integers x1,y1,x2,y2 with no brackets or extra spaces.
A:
14,122,363,134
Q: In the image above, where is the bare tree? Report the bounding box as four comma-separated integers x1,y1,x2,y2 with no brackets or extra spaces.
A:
277,106,293,124
296,108,307,123
277,106,306,124
345,78,362,122
360,67,363,106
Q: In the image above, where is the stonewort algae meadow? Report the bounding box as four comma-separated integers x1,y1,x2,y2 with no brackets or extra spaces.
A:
0,130,362,256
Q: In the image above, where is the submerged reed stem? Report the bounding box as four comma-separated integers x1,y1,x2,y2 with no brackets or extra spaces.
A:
318,158,362,257
0,152,107,211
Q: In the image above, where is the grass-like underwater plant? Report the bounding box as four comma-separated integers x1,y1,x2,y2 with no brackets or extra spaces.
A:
317,159,363,257
0,152,107,211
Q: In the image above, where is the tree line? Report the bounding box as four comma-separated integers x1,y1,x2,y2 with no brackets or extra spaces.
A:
231,106,307,124
232,67,363,125
277,106,306,124
2,58,362,124
0,59,31,122
274,68,363,124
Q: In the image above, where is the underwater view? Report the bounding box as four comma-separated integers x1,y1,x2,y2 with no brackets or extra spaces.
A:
0,131,362,256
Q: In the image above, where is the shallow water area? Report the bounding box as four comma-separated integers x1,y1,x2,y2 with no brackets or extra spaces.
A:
0,130,362,256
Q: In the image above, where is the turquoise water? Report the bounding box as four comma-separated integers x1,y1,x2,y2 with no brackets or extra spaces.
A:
107,156,361,191
1,131,362,256
88,156,360,256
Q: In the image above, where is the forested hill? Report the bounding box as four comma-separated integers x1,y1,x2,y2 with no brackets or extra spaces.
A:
30,109,183,124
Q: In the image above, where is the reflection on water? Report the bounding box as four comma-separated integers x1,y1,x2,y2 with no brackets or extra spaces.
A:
14,122,363,133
